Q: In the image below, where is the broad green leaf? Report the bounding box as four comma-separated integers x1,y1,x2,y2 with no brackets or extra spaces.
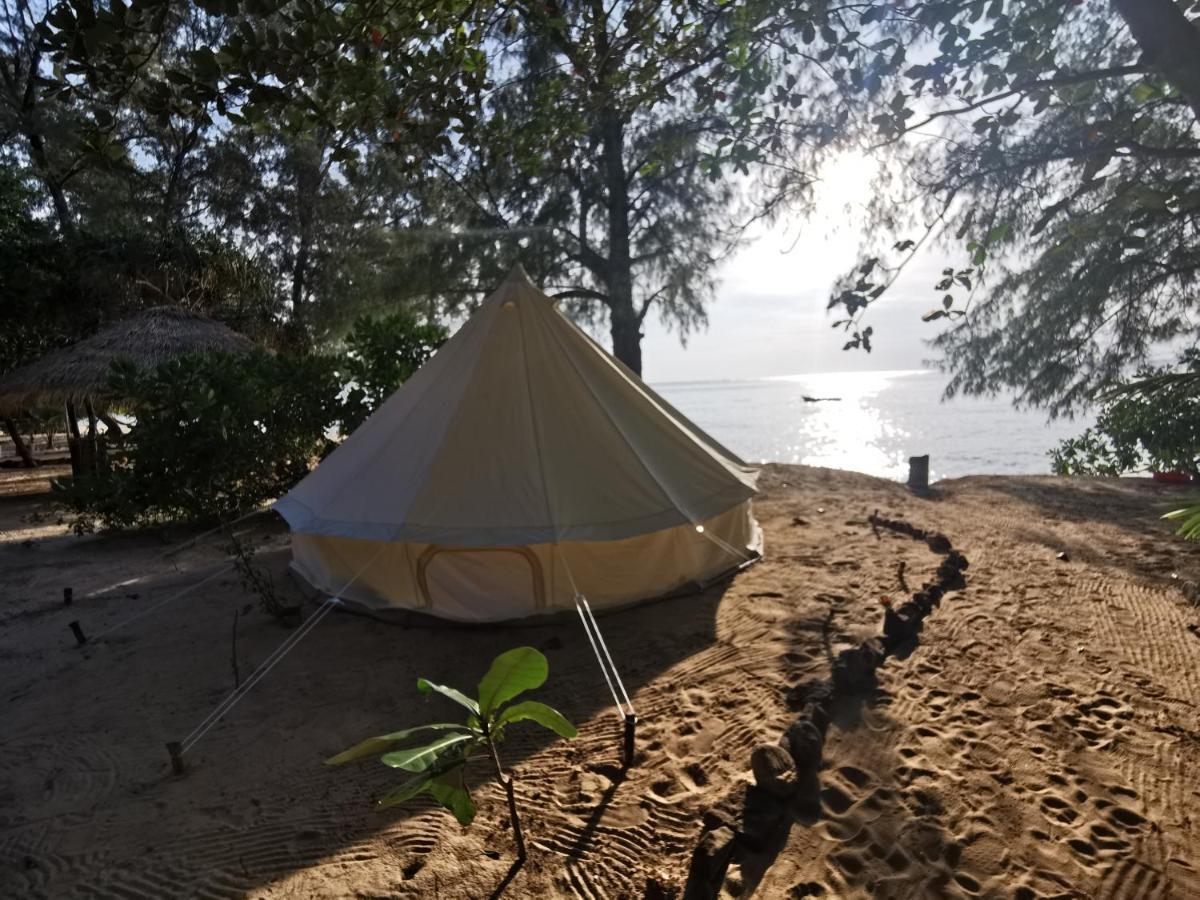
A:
325,723,474,765
376,774,434,808
381,733,475,772
477,647,547,719
494,700,577,738
417,677,480,714
429,766,476,825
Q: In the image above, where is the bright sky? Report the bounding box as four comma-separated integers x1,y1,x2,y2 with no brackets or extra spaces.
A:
639,152,954,383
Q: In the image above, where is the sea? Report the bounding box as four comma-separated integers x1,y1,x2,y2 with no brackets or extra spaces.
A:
653,369,1092,482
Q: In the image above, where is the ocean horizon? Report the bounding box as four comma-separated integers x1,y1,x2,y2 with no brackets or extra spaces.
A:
652,368,1093,482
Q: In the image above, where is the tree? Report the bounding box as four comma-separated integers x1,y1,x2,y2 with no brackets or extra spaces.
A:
0,0,88,236
414,0,813,374
11,0,492,351
722,1,1200,414
0,164,73,370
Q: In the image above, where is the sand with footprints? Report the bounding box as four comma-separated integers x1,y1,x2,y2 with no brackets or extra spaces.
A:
2,463,1199,897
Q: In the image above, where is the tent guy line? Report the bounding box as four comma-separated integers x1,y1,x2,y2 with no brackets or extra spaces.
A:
176,545,386,758
180,597,342,755
51,265,763,775
556,546,633,716
86,562,236,645
574,597,631,721
64,505,269,648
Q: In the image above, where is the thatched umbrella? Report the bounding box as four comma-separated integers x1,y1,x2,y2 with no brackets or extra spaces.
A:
0,307,254,470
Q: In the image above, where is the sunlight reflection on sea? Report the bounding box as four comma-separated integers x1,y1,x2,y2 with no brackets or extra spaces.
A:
655,369,1092,482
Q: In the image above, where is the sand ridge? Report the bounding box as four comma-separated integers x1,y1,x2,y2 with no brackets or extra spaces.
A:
1,464,1198,897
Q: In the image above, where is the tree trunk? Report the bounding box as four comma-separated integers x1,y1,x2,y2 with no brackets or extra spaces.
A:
1112,0,1200,124
98,411,124,436
84,398,103,473
24,128,76,239
3,417,36,467
288,141,323,346
610,304,643,375
290,233,311,333
598,110,643,375
160,124,201,231
65,400,82,476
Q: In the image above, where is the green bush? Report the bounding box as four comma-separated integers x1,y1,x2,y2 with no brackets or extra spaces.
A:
57,310,447,530
1050,365,1200,479
340,311,447,433
58,350,341,529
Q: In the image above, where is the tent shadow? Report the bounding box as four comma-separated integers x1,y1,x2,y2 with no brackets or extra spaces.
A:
4,533,741,898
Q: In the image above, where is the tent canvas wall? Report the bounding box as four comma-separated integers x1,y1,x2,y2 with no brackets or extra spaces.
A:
275,266,761,622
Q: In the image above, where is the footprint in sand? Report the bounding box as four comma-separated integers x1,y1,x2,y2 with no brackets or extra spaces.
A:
1038,791,1080,825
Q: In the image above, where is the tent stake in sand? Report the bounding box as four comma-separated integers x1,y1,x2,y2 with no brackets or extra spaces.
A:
68,620,86,646
166,741,185,776
623,712,637,768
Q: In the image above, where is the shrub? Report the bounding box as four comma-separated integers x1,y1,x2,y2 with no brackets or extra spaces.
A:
57,310,447,530
58,350,341,529
340,310,447,432
1050,363,1200,479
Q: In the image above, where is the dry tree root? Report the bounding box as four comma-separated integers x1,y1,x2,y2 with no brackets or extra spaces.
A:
683,512,969,900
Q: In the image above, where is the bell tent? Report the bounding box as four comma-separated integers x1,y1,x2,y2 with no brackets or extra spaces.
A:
275,266,761,622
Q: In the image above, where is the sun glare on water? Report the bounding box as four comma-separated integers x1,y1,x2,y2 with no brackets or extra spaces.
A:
764,370,918,478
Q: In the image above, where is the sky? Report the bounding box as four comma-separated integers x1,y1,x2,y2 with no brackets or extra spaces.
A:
637,152,955,384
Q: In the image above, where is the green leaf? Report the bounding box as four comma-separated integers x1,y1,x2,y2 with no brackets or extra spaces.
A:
494,700,577,738
1130,82,1159,103
1165,504,1200,540
417,678,480,714
381,733,475,772
376,773,435,808
428,766,476,825
477,647,548,719
325,723,474,765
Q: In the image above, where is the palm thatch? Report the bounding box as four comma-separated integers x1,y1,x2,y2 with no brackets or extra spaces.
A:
0,307,255,415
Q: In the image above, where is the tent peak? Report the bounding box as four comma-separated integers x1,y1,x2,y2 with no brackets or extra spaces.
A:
503,262,534,286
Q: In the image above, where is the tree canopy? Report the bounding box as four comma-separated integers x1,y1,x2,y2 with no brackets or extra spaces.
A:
765,0,1200,414
406,0,820,374
4,0,1200,413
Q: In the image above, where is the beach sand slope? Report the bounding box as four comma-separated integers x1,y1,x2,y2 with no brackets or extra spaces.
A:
1,464,1197,898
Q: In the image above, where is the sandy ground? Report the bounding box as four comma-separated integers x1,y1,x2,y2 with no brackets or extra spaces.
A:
1,464,1198,899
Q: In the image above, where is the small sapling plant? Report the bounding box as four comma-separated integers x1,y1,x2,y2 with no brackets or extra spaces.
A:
326,646,576,860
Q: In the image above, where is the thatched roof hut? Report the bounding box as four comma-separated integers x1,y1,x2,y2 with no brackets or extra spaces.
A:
0,307,255,416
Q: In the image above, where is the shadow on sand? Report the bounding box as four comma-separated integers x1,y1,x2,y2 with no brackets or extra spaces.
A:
3,510,754,898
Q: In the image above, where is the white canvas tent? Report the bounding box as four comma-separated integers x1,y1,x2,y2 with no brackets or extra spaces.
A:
275,266,761,622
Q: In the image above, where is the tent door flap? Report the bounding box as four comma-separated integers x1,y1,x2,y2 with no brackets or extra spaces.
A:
416,546,546,616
